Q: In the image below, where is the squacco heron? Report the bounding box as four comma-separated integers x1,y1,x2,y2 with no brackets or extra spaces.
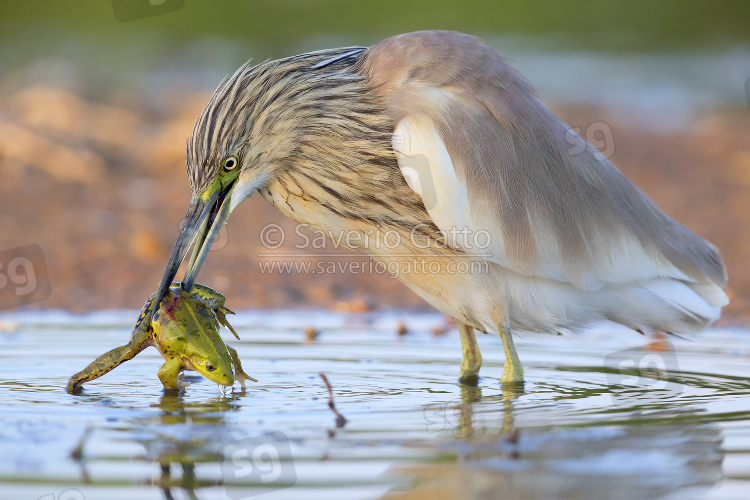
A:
155,31,728,386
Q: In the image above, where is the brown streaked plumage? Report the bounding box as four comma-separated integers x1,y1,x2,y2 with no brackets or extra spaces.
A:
157,31,728,385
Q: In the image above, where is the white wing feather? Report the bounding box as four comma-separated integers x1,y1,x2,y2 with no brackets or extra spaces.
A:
393,117,477,254
393,117,727,329
393,115,691,289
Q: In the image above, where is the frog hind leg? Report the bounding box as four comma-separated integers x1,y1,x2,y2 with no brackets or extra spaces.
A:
216,306,240,340
157,357,190,391
226,345,257,388
66,327,152,394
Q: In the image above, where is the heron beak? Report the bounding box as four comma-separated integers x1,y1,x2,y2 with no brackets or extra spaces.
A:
155,182,233,306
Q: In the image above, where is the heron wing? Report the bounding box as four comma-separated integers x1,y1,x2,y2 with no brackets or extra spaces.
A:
360,31,727,292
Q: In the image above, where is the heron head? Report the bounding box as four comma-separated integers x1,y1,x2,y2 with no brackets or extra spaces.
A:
155,60,293,305
154,48,376,306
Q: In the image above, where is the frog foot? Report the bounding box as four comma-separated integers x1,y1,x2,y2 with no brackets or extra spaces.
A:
216,306,240,340
176,371,191,390
226,345,257,389
234,370,258,389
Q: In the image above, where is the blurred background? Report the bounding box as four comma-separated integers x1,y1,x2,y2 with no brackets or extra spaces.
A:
1,0,749,317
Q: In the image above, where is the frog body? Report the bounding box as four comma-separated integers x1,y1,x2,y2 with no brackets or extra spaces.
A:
67,282,256,393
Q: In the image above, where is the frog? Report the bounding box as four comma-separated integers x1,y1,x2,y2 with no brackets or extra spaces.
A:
67,282,256,394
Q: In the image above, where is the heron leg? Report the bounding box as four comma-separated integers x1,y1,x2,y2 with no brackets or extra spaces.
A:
458,322,482,385
499,324,524,384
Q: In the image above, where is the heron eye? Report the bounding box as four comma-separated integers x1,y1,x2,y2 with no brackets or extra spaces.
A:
206,363,216,372
223,154,239,171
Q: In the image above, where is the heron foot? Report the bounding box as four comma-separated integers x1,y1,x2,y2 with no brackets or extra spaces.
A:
458,322,482,385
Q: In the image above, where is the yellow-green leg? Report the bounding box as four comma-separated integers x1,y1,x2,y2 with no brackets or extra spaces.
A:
66,330,151,394
158,357,190,390
458,322,482,385
499,323,524,384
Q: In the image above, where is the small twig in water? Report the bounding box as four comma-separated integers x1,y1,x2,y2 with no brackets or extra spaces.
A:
319,372,347,428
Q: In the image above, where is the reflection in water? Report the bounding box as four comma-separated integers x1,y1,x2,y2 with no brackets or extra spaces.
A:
452,382,523,439
395,419,724,500
72,392,246,500
399,377,726,499
143,393,244,499
1,314,750,499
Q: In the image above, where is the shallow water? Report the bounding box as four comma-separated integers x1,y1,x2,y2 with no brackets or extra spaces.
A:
1,310,750,499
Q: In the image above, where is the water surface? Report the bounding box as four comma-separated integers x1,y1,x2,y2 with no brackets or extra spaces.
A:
1,310,749,499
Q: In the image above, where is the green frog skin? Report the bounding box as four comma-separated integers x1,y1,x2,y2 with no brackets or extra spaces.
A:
66,283,256,393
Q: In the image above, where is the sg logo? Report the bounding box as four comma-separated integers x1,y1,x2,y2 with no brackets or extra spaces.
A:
604,340,683,407
220,432,297,499
0,244,51,310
